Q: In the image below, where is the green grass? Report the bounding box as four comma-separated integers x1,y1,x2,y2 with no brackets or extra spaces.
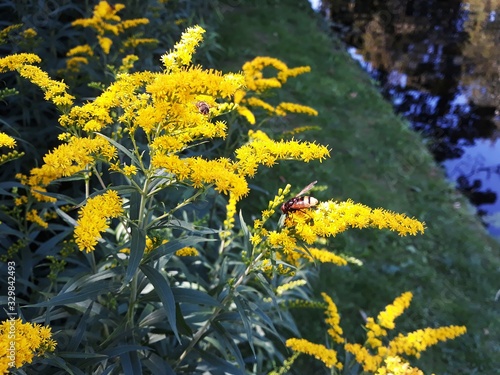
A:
210,1,500,374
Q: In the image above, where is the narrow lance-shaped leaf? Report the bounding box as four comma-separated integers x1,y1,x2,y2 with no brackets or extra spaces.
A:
140,264,180,342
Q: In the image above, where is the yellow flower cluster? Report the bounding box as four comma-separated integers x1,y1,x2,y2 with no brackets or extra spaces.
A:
143,236,168,254
236,130,330,177
175,247,199,257
285,338,342,369
222,193,238,238
377,291,413,330
66,44,94,57
71,1,149,54
151,154,249,200
26,209,48,228
285,293,344,369
119,54,139,73
344,292,467,372
234,56,316,124
0,53,74,107
388,326,467,358
375,356,424,375
275,279,307,296
74,190,123,252
70,1,152,57
0,132,16,148
19,136,116,202
275,102,318,117
321,292,344,344
285,200,425,244
286,291,466,373
306,247,348,266
0,319,56,374
0,53,40,72
161,25,205,71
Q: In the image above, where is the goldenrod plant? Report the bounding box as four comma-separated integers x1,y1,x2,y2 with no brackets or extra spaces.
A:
282,292,466,374
0,3,466,373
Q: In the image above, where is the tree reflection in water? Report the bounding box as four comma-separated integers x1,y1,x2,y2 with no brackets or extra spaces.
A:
320,0,500,233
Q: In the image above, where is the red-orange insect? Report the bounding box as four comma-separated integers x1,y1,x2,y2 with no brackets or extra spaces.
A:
281,181,318,214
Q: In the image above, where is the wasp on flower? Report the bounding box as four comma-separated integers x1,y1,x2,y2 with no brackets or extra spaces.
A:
280,180,319,215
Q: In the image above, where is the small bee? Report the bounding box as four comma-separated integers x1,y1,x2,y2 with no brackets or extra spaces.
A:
195,101,210,115
281,180,319,214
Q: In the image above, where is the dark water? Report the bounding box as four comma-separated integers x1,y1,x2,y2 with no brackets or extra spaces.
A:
313,0,500,237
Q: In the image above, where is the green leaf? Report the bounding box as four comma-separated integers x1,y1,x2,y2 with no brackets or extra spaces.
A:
121,350,143,375
36,228,73,256
68,303,94,351
172,288,221,307
238,209,251,253
140,264,180,342
164,217,220,235
143,353,176,375
124,226,146,285
28,281,120,307
103,345,150,357
42,355,87,375
234,295,256,357
56,207,78,227
211,320,246,371
196,348,244,375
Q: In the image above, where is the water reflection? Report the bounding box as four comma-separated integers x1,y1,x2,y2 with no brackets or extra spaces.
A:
320,0,500,235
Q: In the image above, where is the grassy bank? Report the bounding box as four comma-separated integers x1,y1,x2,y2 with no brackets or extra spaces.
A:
211,1,499,374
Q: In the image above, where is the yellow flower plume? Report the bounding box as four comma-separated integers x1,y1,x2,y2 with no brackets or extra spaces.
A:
74,190,123,252
286,338,342,369
285,199,425,244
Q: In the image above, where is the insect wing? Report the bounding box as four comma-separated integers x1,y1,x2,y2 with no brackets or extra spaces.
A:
296,180,317,197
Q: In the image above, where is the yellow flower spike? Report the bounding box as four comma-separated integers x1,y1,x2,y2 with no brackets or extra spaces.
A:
321,293,344,344
366,317,388,340
66,44,94,57
388,325,467,358
222,193,238,238
376,356,424,375
72,1,125,35
280,65,311,80
245,97,276,113
276,279,307,296
235,130,330,177
175,247,199,257
344,342,381,372
0,53,41,72
16,64,75,106
97,36,113,54
0,132,16,148
275,102,318,116
306,248,348,266
236,105,256,124
286,338,342,369
26,136,117,190
74,190,123,252
161,25,206,71
286,200,424,240
376,292,413,330
26,209,49,229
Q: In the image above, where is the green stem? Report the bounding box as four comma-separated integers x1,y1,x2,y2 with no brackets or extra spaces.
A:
147,187,206,229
